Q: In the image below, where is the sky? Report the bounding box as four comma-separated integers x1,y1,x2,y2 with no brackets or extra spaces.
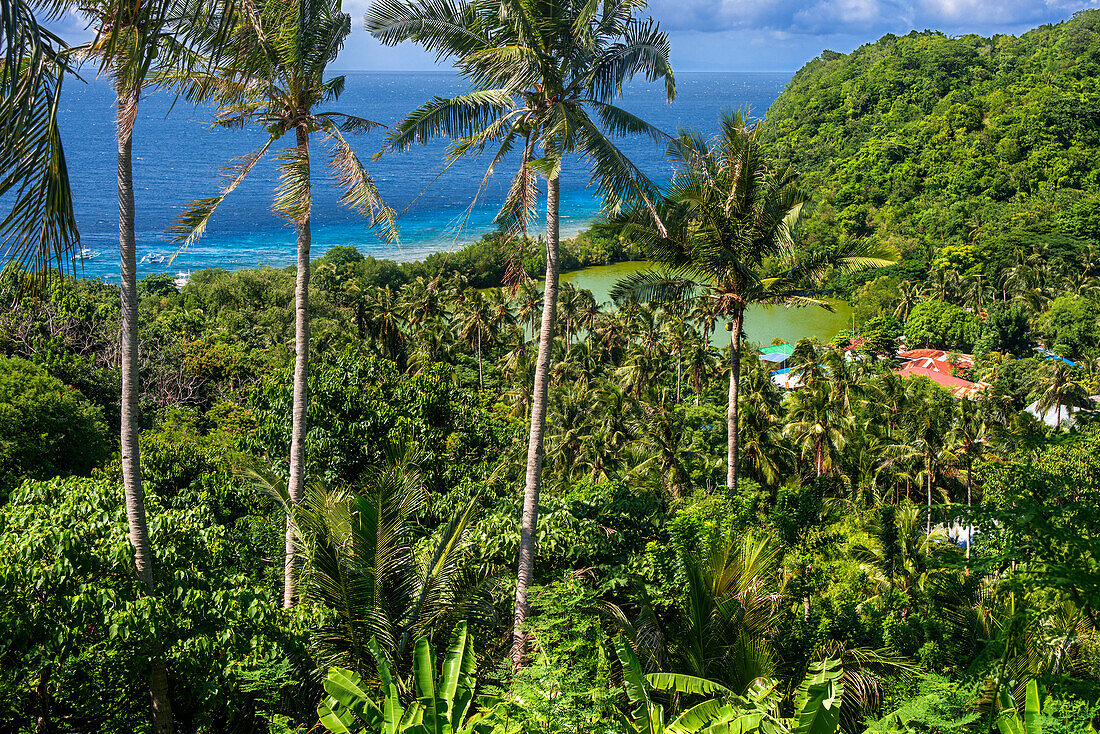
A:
49,0,1100,73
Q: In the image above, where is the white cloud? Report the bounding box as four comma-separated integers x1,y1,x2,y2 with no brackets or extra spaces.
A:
645,0,1099,35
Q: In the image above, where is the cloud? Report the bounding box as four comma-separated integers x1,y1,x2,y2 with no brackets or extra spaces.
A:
646,0,1099,35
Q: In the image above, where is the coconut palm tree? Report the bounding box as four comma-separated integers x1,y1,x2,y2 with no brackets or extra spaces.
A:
946,399,988,559
455,287,495,390
1036,360,1088,428
363,285,406,365
170,0,397,609
367,0,675,665
401,275,448,335
68,0,241,726
784,380,852,478
684,332,718,404
613,111,897,493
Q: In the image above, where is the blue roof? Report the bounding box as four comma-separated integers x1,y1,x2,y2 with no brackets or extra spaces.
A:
772,367,791,376
760,352,790,363
1037,349,1077,367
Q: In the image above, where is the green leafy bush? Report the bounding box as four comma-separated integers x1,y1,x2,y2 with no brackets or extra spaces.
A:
0,356,110,494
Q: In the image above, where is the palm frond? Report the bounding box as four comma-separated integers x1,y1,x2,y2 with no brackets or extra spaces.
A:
324,121,398,242
273,137,312,223
610,267,701,306
0,0,78,278
169,136,275,249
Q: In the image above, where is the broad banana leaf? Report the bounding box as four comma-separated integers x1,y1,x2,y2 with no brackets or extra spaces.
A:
368,637,409,734
791,661,843,734
319,667,385,734
667,700,730,734
703,711,765,734
647,672,735,698
415,636,443,734
616,635,660,733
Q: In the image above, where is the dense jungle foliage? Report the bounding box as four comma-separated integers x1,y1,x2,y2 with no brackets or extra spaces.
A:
3,5,1100,734
762,9,1100,297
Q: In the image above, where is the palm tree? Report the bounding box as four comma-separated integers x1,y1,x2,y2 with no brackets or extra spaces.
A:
363,285,406,365
455,287,495,390
633,398,692,497
784,380,851,478
674,529,784,693
170,0,397,608
660,307,689,403
512,278,542,336
1036,360,1087,428
883,384,953,533
70,0,240,726
368,0,675,666
401,275,448,335
613,111,896,493
946,399,988,559
257,448,493,676
684,332,717,404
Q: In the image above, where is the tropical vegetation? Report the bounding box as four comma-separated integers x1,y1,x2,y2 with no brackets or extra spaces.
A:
0,3,1099,734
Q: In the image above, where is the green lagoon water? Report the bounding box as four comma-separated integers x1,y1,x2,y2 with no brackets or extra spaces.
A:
560,261,853,347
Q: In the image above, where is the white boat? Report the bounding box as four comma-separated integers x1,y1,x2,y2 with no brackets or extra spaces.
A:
140,252,168,264
173,271,190,289
79,248,102,260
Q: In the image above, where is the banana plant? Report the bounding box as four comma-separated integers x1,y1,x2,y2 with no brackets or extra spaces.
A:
319,622,508,734
615,636,845,734
996,680,1046,734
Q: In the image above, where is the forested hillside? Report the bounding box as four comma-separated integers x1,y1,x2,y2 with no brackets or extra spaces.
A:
3,1,1100,732
763,9,1100,279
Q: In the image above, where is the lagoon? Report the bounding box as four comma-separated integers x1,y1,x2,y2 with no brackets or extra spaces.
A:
560,261,853,347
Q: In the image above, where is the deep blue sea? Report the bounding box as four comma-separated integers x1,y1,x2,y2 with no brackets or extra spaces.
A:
60,71,790,281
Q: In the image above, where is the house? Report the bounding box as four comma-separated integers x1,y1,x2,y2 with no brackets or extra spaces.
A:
770,367,800,389
1035,348,1077,368
1025,399,1088,428
758,342,793,370
895,361,989,399
895,348,975,371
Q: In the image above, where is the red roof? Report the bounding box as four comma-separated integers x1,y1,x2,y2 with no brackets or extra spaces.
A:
896,363,988,398
896,349,974,370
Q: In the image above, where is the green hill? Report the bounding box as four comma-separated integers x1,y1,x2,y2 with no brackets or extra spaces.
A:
762,9,1100,282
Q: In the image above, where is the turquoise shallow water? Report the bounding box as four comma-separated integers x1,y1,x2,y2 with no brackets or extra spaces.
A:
561,261,853,345
58,71,790,281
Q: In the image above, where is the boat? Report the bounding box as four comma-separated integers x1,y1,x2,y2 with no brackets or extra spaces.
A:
173,271,190,289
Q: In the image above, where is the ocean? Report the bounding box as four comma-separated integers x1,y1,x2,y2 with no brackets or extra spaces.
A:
60,71,790,281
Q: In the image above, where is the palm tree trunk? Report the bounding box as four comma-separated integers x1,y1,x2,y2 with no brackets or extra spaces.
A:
926,454,933,535
512,174,559,668
477,324,483,391
284,125,312,609
676,352,682,404
966,459,973,561
726,310,743,492
117,86,174,734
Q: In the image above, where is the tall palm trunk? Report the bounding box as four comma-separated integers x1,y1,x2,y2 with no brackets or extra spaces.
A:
966,459,973,561
284,125,312,608
676,352,682,404
512,174,559,667
726,309,743,492
117,87,174,734
926,453,933,535
477,324,483,391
